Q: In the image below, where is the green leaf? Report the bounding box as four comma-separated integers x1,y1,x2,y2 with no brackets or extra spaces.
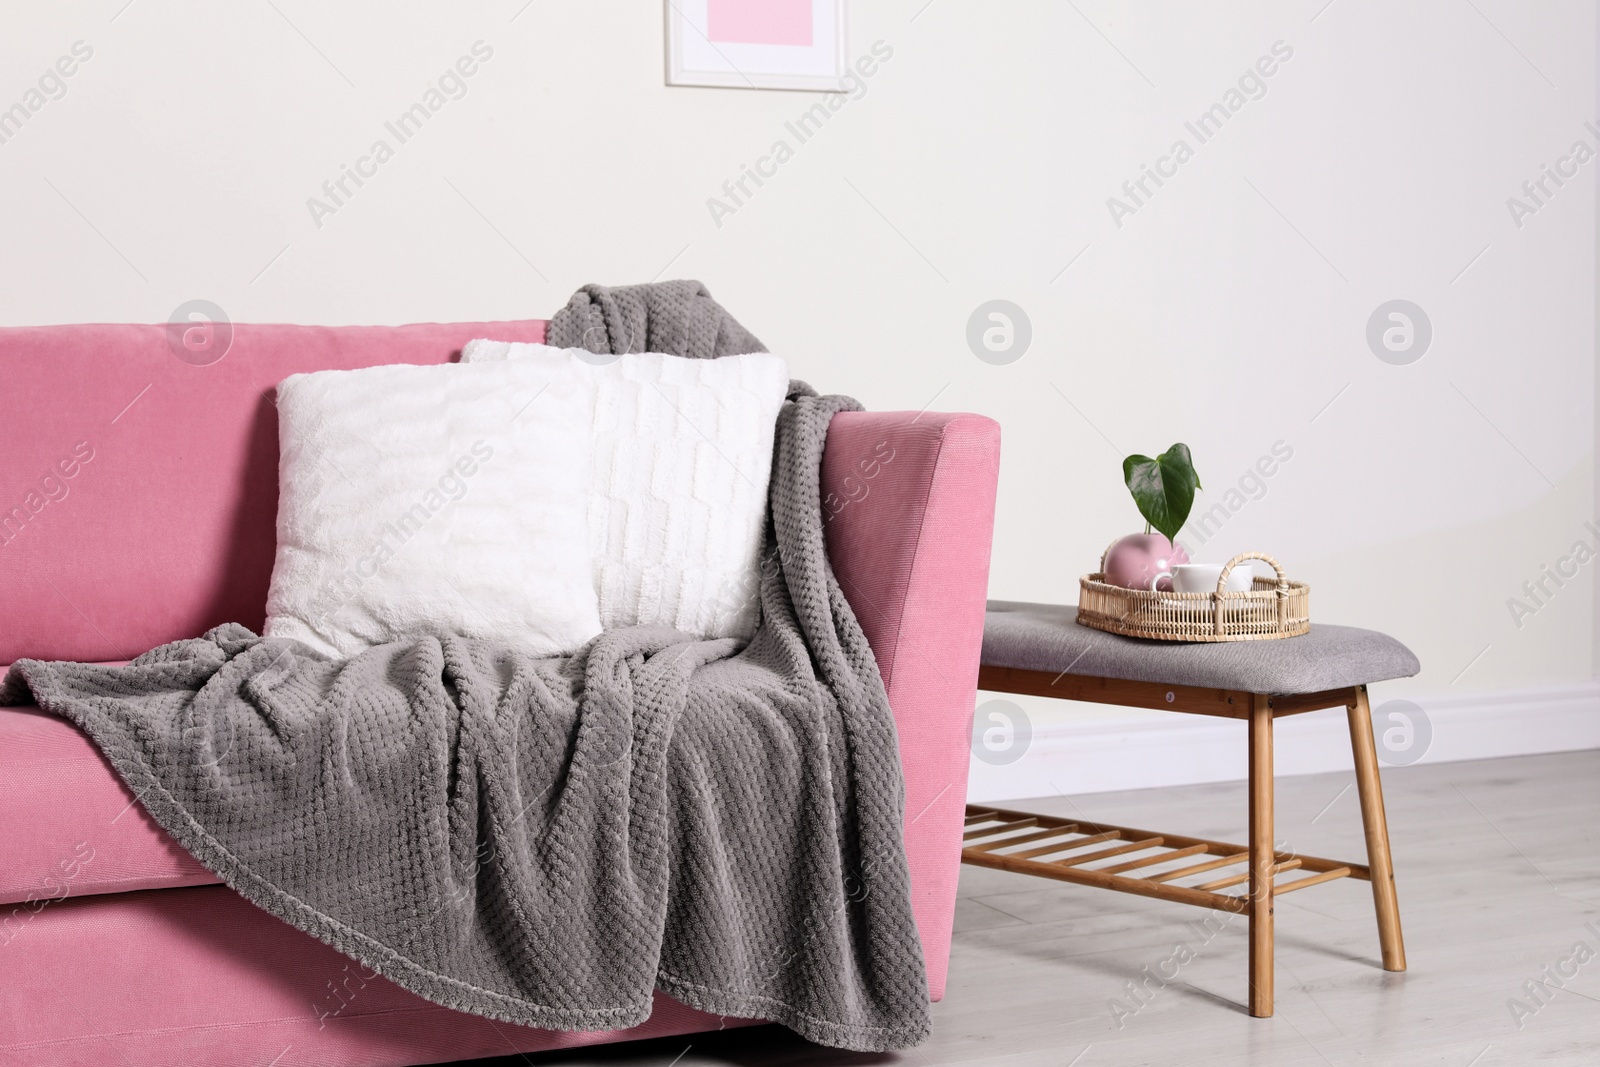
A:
1122,443,1201,543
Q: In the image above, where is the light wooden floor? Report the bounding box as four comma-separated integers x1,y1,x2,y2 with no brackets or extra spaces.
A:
449,750,1600,1067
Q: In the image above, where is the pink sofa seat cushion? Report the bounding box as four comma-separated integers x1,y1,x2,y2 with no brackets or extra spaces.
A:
1,884,759,1067
0,319,547,666
0,688,220,908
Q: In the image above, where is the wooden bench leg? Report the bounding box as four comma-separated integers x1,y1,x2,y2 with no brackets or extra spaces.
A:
1248,694,1274,1017
1348,686,1407,972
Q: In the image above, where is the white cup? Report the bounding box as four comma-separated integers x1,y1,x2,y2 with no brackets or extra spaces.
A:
1164,563,1254,594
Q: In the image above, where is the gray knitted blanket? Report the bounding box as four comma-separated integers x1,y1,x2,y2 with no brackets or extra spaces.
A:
547,279,768,359
1,291,931,1050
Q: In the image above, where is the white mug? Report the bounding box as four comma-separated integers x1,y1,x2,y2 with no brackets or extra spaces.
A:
1153,563,1255,594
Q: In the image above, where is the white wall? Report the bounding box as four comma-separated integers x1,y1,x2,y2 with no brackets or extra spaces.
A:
1,1,1594,796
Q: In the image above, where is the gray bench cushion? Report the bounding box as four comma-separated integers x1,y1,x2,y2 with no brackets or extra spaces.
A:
984,601,1420,696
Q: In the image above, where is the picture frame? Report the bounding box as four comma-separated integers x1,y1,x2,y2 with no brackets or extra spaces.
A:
665,0,848,92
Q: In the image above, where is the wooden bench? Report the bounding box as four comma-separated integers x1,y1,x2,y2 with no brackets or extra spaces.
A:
965,601,1421,1017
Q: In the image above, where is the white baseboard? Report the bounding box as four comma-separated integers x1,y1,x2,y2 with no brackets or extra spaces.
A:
967,681,1600,802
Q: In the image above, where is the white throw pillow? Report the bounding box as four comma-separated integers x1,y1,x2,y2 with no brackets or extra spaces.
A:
264,357,603,658
462,340,789,640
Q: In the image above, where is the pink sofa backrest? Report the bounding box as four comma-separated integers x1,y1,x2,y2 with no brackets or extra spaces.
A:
0,320,547,664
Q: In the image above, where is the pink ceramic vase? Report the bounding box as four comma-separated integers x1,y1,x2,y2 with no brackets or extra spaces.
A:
1102,533,1189,591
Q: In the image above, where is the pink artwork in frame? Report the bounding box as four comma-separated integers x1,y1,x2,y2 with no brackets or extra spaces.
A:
706,0,813,46
666,0,846,91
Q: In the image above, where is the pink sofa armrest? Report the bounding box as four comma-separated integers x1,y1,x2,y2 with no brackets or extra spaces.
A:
821,410,1001,1000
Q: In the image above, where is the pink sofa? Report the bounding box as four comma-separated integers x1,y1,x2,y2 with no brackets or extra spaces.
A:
0,319,1001,1067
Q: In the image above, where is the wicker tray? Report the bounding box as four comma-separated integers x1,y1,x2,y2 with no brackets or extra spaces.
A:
1078,550,1310,642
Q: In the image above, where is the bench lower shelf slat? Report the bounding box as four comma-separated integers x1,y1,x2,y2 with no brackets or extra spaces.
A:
966,805,1370,880
961,805,1359,912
